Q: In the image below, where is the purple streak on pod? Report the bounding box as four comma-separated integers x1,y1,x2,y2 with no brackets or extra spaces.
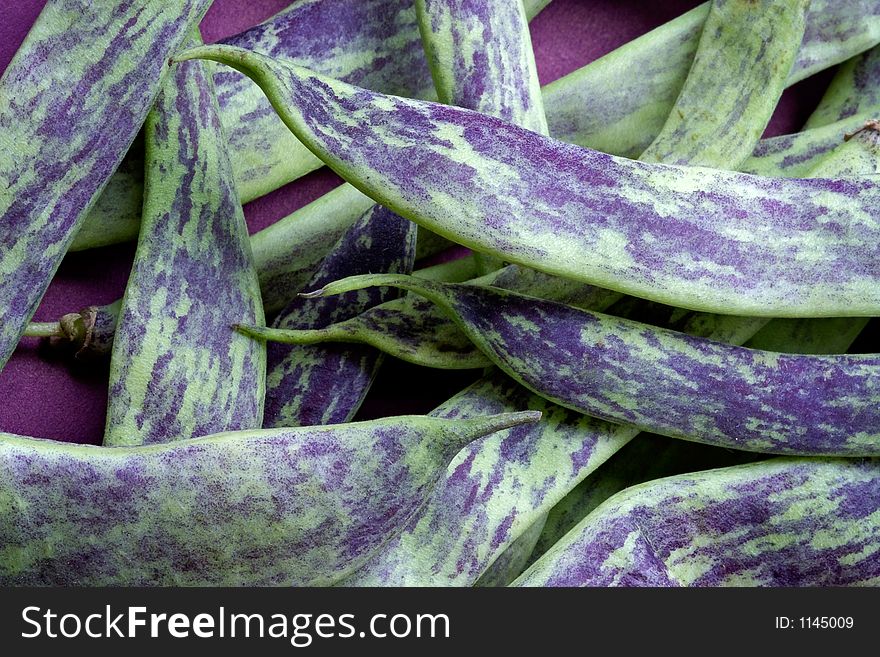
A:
514,458,880,587
105,41,265,447
263,205,416,427
173,46,880,317
416,0,547,135
0,412,539,585
308,274,880,456
0,0,213,371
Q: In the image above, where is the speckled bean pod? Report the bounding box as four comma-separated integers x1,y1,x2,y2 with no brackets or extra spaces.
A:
104,40,265,447
0,412,538,585
303,274,880,456
641,0,809,168
513,458,880,587
0,0,212,371
176,46,880,317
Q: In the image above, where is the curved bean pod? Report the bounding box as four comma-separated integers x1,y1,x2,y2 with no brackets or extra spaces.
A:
219,0,550,202
0,412,538,585
305,274,880,456
641,0,809,168
174,46,880,316
344,372,634,586
0,0,212,371
805,45,880,129
446,316,829,578
105,43,265,447
513,458,880,587
345,273,870,586
239,265,622,371
341,276,869,587
67,0,880,254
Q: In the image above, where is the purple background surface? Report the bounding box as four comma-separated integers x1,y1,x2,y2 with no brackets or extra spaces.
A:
0,0,833,444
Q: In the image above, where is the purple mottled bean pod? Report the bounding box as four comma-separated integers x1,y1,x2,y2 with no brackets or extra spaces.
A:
105,41,265,447
514,458,880,587
173,46,880,317
306,274,880,457
0,0,213,371
0,412,539,585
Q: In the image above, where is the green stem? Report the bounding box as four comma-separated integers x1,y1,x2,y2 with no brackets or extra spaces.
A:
23,322,63,339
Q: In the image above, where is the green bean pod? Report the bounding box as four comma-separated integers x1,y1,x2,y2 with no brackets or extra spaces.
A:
514,458,880,586
238,265,622,371
0,412,538,585
641,0,809,168
173,46,880,317
0,0,212,371
105,42,265,447
805,45,880,129
303,274,880,456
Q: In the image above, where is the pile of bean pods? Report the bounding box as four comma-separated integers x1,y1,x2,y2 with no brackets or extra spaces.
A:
1,0,879,586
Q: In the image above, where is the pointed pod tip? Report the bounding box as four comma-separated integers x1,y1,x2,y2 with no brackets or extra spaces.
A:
439,410,542,454
462,410,543,436
298,288,326,299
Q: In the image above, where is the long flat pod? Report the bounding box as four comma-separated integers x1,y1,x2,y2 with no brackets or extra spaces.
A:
215,0,878,196
641,0,809,168
306,274,880,456
0,0,212,371
513,458,880,587
67,1,880,254
543,0,880,158
105,48,265,447
344,372,637,586
0,412,538,586
264,205,416,427
242,121,880,370
174,47,880,317
530,312,871,567
805,45,880,129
